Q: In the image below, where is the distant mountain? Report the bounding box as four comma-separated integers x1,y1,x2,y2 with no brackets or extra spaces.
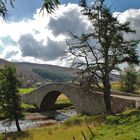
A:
0,59,78,87
0,59,11,64
0,59,120,87
0,59,43,87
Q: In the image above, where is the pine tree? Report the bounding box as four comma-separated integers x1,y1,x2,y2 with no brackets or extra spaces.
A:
0,65,23,132
122,65,138,93
79,0,87,8
67,0,139,114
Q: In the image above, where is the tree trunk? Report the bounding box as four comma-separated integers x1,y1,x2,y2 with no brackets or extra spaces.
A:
15,117,21,132
103,72,112,114
103,87,112,114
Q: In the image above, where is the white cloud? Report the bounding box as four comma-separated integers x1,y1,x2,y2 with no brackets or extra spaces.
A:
48,4,91,37
0,4,91,66
0,39,3,49
18,34,66,61
1,46,21,60
114,9,140,64
0,5,140,67
113,9,140,40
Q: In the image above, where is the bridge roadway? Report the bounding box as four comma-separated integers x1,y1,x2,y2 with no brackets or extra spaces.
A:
21,83,140,115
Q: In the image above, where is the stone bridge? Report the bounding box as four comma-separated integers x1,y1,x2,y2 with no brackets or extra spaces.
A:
21,83,140,115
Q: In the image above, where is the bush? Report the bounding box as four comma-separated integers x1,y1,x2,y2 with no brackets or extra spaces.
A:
64,115,103,126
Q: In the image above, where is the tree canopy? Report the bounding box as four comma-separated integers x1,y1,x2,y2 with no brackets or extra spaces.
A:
66,0,139,113
0,65,23,132
0,0,15,18
121,65,138,93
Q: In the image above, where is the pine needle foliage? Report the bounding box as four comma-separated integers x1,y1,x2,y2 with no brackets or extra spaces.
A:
0,65,24,131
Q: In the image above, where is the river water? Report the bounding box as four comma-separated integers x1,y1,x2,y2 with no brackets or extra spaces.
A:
0,109,76,134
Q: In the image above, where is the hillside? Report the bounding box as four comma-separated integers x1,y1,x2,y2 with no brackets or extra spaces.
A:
0,59,120,87
0,59,78,87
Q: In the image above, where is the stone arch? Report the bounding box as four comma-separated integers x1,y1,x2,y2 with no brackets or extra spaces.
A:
21,83,106,115
40,91,61,110
40,90,73,111
40,89,79,112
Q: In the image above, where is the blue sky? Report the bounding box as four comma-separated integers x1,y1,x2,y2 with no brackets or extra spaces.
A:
7,0,140,20
105,0,140,12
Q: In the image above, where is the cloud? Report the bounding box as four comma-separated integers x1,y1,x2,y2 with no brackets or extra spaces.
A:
1,36,17,46
0,5,140,67
48,4,91,37
114,9,140,40
0,4,91,66
18,34,66,61
1,46,21,60
114,9,140,61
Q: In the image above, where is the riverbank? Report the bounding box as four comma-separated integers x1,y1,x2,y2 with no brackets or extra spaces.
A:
1,109,140,140
0,108,76,134
0,90,75,133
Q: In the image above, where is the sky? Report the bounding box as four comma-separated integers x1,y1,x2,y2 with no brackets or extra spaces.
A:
0,0,140,67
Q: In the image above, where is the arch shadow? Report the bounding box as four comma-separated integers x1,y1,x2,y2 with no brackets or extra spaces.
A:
40,91,74,111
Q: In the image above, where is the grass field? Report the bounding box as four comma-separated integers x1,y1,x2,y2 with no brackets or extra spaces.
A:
1,109,140,140
19,88,36,111
111,81,140,94
92,109,140,140
0,124,94,140
110,81,122,90
19,88,35,94
56,94,71,104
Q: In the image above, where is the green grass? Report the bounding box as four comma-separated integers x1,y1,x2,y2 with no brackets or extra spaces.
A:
91,109,140,140
19,88,35,95
64,114,104,127
0,88,35,119
111,82,122,90
0,124,95,140
0,112,4,119
20,88,36,111
111,82,140,94
21,103,35,110
136,89,140,94
54,94,73,109
1,109,140,140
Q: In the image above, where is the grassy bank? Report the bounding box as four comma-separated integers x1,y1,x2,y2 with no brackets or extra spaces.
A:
0,115,101,140
111,82,140,94
92,109,140,140
19,88,35,94
1,109,140,140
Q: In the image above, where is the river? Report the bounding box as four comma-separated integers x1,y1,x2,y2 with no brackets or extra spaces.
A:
0,109,77,134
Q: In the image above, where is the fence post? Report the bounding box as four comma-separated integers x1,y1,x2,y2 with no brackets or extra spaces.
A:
87,125,94,136
81,130,87,140
73,136,76,140
4,129,7,140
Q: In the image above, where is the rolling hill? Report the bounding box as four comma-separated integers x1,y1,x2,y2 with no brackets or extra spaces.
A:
0,58,120,88
0,59,78,87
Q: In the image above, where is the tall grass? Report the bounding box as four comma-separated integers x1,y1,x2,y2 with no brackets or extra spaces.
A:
0,124,95,140
1,109,140,140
